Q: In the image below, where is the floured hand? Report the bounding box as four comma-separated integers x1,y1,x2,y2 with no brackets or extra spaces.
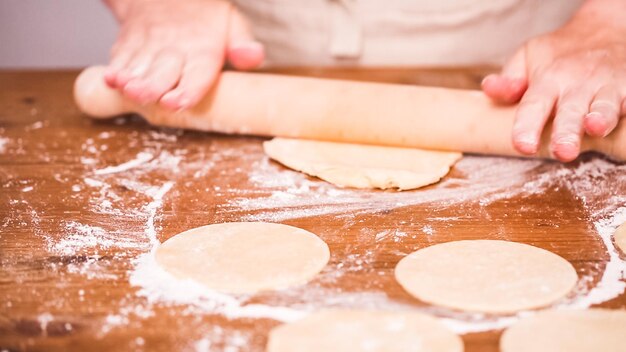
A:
103,0,264,110
482,0,626,162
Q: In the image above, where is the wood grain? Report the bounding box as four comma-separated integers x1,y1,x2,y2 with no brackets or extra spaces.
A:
0,68,624,352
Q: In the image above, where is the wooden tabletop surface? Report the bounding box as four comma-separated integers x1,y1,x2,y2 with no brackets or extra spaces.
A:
1,68,625,352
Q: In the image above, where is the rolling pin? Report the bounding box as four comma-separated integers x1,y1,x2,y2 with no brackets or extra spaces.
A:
74,66,626,161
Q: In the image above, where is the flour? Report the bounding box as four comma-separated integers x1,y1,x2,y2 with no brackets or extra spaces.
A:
37,313,54,336
130,251,307,322
555,157,626,308
94,151,155,175
52,221,140,256
191,327,252,352
27,128,625,344
127,152,626,335
232,156,545,222
144,182,175,247
422,225,435,236
0,136,8,153
563,206,626,309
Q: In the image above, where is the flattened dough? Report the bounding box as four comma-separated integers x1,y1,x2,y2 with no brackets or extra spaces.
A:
266,309,463,352
155,222,330,294
394,240,578,313
263,138,462,190
501,309,626,352
615,222,626,255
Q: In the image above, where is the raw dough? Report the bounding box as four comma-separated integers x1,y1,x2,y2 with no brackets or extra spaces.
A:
500,309,626,352
155,222,330,294
263,138,462,190
394,240,578,313
615,222,626,255
266,309,463,352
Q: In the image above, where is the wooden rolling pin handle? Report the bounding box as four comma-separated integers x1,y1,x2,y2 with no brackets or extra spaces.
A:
74,66,625,161
74,66,132,118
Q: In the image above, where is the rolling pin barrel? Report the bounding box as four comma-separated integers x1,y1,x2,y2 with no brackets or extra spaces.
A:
74,66,625,161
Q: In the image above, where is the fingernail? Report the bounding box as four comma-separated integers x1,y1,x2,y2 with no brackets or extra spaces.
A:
514,132,538,154
584,112,610,137
481,74,496,86
552,138,580,162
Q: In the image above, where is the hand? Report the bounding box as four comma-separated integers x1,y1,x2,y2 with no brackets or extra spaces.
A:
481,0,626,162
103,0,264,110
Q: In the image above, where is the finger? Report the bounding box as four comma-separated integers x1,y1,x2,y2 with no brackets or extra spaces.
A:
550,89,593,162
584,85,621,137
105,44,139,88
482,46,528,104
160,49,223,110
501,44,529,79
114,51,155,90
104,30,144,88
123,50,185,105
226,8,264,70
512,81,558,155
482,75,528,104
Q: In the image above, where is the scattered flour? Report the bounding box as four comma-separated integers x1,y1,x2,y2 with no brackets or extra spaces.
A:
564,206,626,308
128,153,626,335
52,221,142,256
228,156,545,222
422,225,435,236
0,136,8,153
20,127,624,344
144,182,175,247
555,158,626,308
94,151,155,175
130,251,307,323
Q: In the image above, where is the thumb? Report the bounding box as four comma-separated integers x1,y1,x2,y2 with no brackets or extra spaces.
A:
482,45,529,104
226,8,265,70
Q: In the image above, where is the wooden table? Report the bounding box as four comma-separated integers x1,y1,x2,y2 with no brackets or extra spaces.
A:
1,69,625,352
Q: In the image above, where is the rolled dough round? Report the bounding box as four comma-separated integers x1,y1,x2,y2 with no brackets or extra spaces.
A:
500,309,626,352
615,222,626,255
394,240,578,313
155,222,330,294
266,309,463,352
263,138,462,190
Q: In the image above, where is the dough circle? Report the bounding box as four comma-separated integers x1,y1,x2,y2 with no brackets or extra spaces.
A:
155,222,330,294
615,222,626,255
394,240,578,313
500,309,626,352
263,138,462,190
266,309,463,352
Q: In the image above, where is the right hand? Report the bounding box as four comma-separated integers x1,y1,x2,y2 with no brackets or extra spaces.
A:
103,0,264,110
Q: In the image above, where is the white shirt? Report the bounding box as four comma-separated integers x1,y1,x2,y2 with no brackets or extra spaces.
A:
232,0,584,67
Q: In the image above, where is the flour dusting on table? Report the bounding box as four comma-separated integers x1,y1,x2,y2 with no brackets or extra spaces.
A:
10,125,624,349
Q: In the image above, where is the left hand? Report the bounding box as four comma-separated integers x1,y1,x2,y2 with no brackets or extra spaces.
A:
481,2,626,162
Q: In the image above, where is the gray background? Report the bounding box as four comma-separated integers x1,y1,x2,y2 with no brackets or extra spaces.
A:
0,0,117,68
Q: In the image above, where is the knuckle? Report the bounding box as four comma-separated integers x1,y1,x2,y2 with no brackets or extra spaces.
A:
518,98,548,113
557,102,586,116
